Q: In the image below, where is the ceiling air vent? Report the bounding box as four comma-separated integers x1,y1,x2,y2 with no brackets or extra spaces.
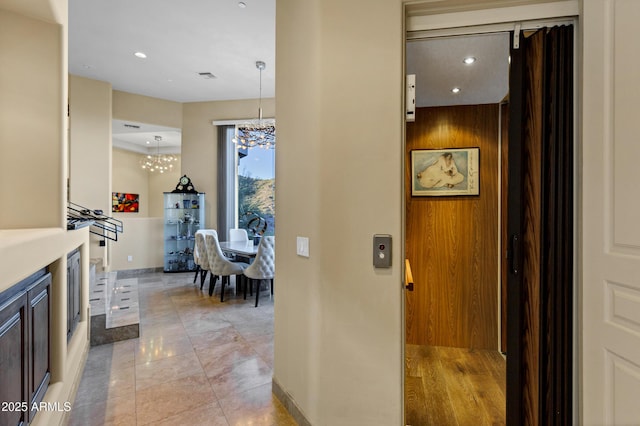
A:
123,123,140,129
198,72,217,79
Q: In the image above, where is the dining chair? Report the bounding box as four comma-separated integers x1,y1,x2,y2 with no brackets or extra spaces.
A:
227,228,251,262
194,229,218,290
192,234,202,284
193,229,206,284
229,228,249,243
242,236,275,307
205,233,249,301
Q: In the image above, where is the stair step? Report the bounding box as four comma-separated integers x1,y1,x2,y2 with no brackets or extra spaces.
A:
89,271,140,346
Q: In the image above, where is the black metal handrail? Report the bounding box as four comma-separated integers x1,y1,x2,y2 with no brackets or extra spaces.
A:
67,201,123,242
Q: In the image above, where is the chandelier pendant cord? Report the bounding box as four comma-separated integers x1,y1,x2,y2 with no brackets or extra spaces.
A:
258,62,263,122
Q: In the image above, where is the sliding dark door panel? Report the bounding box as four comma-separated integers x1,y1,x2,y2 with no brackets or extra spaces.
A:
506,29,526,426
506,25,573,426
539,25,574,426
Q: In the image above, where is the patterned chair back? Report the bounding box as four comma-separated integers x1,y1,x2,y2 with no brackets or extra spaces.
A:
244,236,275,280
195,229,217,271
205,232,246,276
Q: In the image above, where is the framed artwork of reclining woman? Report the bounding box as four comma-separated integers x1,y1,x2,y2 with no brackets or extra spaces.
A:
411,147,479,196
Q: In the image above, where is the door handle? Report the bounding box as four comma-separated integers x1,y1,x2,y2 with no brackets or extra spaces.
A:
511,234,520,275
405,259,414,291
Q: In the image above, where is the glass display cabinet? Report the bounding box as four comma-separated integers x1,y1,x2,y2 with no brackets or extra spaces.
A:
163,175,205,272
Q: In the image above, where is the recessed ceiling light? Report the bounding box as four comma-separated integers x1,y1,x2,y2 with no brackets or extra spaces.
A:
463,56,476,65
451,87,461,94
134,52,147,59
146,140,150,145
238,1,247,8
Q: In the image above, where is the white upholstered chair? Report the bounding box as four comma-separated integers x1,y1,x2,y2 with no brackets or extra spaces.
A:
205,233,249,301
226,228,250,262
242,236,275,307
229,228,249,243
193,232,203,284
194,230,218,291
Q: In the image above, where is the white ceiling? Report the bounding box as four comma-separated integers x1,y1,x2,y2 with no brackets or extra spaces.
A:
69,0,275,153
112,120,182,154
69,0,276,103
69,2,509,151
406,33,510,108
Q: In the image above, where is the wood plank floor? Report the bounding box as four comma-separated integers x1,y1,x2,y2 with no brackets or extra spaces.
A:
405,344,506,426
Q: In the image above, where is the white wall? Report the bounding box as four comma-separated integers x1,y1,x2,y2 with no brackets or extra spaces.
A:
150,171,181,217
69,75,112,265
112,90,182,129
110,90,183,270
69,75,112,212
108,217,165,271
112,148,151,217
110,148,180,270
0,8,65,229
274,0,403,424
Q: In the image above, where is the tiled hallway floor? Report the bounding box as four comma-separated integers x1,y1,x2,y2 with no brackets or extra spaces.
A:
68,271,295,426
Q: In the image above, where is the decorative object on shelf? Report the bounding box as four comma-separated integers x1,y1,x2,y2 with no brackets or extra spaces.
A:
139,135,178,173
232,61,275,150
244,211,268,245
411,147,480,196
173,175,197,193
112,192,139,213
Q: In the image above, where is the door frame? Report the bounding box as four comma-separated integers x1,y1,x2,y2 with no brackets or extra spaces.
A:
401,1,580,425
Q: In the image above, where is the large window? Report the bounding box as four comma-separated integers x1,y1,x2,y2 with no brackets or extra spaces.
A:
218,125,275,240
236,143,275,236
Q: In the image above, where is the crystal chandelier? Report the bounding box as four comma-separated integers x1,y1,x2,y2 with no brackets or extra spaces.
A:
139,136,178,173
233,61,275,150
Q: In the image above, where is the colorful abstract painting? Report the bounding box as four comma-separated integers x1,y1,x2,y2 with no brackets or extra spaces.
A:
112,192,139,213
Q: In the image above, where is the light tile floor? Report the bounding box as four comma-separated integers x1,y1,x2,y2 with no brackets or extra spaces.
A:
68,271,295,426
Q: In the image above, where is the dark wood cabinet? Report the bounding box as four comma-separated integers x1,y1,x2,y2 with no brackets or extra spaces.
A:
67,249,81,340
0,291,28,426
0,270,51,426
27,275,50,421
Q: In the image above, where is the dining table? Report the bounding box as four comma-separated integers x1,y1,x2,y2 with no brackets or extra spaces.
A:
219,240,259,259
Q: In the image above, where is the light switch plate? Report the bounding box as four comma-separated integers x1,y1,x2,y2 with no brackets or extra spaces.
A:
297,236,310,257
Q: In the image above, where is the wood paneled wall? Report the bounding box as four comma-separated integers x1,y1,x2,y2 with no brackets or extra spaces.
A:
405,104,500,349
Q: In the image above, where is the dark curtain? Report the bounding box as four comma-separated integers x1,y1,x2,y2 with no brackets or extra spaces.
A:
217,125,236,240
539,25,574,426
507,25,573,426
